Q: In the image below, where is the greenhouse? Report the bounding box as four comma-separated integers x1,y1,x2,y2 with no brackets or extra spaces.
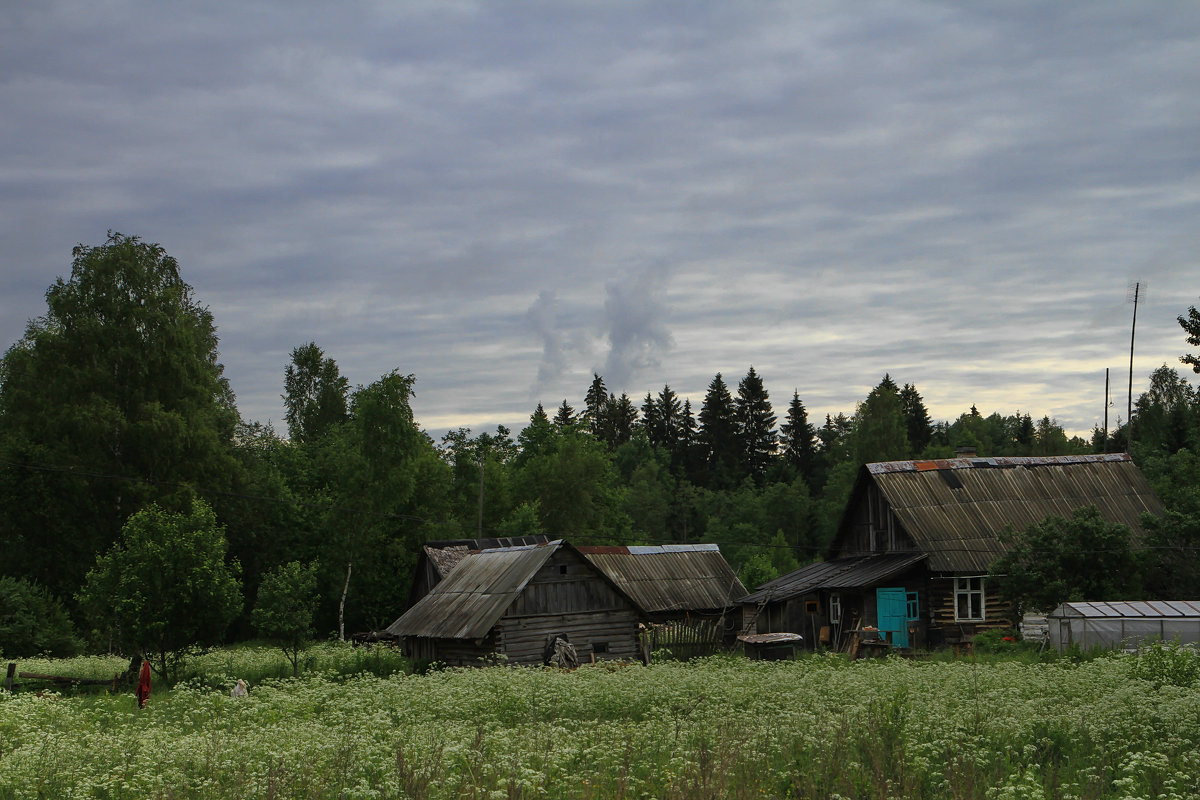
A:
1047,600,1200,652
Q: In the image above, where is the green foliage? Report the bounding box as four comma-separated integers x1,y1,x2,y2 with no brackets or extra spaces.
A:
735,366,777,479
1131,640,1200,689
77,498,242,682
0,232,238,603
698,372,738,488
739,552,779,591
852,374,910,464
1180,302,1200,374
252,561,320,676
283,342,349,443
0,576,81,658
991,506,1141,614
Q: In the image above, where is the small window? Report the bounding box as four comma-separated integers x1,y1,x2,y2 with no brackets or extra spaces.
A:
805,599,820,615
593,642,608,654
559,565,568,575
906,591,919,621
954,577,985,622
829,594,842,624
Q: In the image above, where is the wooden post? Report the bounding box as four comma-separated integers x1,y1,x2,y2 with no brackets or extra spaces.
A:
4,662,15,691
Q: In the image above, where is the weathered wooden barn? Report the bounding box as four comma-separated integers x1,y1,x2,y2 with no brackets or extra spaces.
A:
385,540,642,666
742,453,1163,650
579,544,748,657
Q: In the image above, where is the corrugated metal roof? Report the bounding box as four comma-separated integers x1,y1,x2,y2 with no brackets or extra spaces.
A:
858,455,1163,573
386,540,563,639
1052,600,1200,619
422,535,553,578
740,553,928,604
578,545,747,613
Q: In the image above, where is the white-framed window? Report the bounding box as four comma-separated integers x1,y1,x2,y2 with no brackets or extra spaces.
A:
954,577,985,621
829,594,842,625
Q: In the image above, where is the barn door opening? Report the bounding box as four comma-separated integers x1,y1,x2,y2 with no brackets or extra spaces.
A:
876,587,909,648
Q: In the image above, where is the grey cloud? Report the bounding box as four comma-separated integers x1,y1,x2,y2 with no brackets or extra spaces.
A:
601,265,674,392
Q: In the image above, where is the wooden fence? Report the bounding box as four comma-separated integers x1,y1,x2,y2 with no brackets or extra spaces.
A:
640,619,728,662
4,662,123,692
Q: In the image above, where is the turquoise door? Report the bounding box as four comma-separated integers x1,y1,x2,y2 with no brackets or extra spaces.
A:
876,587,909,648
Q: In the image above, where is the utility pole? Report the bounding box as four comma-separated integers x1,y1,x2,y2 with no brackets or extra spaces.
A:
1103,368,1109,452
477,457,485,537
1128,282,1139,453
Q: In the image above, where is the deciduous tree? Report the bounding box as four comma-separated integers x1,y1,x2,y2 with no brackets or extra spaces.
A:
0,233,238,602
78,499,242,681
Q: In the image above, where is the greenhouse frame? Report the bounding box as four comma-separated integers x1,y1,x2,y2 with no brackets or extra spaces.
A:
1047,600,1200,652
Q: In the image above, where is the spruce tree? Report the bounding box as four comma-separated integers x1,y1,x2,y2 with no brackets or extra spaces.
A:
553,399,577,430
898,383,933,454
655,385,683,448
780,390,818,484
583,374,609,434
735,366,777,478
698,373,739,487
640,392,663,444
604,393,638,447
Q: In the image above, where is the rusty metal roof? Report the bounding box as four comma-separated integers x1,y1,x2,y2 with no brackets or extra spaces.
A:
850,454,1163,573
578,544,747,613
386,540,563,639
740,552,928,604
1051,600,1200,619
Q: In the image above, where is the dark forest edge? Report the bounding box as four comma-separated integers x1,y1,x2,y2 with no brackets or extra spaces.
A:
2,233,1199,666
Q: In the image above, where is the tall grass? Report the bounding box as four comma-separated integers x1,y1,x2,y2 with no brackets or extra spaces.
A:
2,652,1198,799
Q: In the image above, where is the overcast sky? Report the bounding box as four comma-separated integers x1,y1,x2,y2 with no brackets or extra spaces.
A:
3,1,1198,442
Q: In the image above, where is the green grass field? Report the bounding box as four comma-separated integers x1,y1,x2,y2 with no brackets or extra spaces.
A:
2,646,1199,799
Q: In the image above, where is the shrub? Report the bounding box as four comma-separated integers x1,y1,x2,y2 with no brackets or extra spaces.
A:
0,576,82,658
1131,640,1200,689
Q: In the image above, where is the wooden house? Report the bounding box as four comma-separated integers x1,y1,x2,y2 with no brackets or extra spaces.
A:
742,454,1163,650
385,540,641,666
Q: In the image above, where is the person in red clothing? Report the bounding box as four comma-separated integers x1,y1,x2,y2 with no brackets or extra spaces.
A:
135,660,151,708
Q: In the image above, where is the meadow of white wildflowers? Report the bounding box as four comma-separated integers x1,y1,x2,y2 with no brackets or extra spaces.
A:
2,650,1199,799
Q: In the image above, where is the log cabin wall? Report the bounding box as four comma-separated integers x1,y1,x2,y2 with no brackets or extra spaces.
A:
497,549,640,664
927,576,1016,635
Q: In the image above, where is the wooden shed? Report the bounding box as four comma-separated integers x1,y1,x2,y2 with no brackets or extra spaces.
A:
385,540,641,666
577,544,747,621
744,454,1163,650
580,543,748,658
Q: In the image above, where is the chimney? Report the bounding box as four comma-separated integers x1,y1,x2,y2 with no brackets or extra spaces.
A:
955,445,978,459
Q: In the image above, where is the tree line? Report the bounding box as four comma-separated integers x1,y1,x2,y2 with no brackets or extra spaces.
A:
2,233,1199,663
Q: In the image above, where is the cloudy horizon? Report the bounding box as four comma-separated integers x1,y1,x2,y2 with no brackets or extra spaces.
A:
3,1,1198,442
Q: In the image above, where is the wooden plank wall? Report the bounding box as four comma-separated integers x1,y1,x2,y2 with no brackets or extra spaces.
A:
498,549,641,664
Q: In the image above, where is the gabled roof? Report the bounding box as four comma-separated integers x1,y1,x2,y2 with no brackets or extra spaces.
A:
578,544,747,613
842,453,1163,573
387,540,564,640
740,553,928,604
422,535,553,579
387,540,638,640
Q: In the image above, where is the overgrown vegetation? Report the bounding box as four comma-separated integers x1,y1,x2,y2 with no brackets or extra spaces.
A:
2,654,1199,799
